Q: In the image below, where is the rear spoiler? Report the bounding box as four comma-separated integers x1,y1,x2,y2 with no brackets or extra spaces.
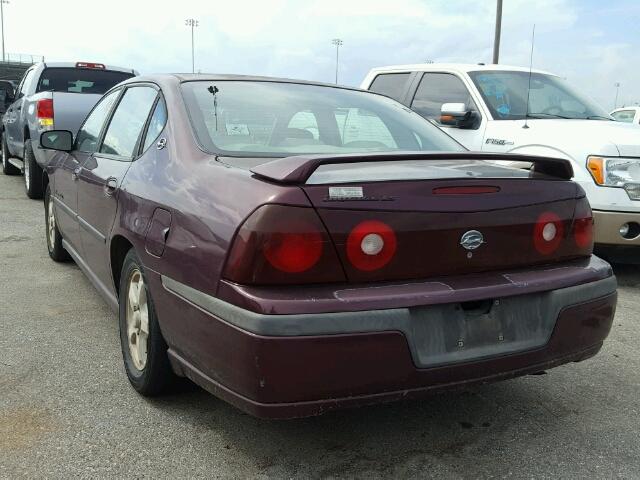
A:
250,151,574,184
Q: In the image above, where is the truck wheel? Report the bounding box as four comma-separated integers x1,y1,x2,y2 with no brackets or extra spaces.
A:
1,132,19,175
24,141,44,199
119,249,176,396
44,184,70,262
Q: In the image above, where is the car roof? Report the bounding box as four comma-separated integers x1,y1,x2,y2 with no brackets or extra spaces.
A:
120,73,372,93
366,63,557,77
32,61,137,74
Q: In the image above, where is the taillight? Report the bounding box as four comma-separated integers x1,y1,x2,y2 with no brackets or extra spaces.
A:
573,197,594,251
223,205,345,285
346,220,397,271
36,98,54,127
533,211,564,255
76,62,105,69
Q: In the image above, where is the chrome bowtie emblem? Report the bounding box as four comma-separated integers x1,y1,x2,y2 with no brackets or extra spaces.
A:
460,230,485,250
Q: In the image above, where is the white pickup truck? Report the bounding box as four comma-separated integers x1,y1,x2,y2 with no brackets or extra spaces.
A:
361,63,640,261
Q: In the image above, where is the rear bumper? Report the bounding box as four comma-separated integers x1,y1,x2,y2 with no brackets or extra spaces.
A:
153,268,617,419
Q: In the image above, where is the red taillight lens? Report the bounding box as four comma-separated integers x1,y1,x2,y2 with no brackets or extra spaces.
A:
223,205,345,285
346,220,397,271
533,212,564,255
37,98,54,119
264,229,322,273
573,197,594,250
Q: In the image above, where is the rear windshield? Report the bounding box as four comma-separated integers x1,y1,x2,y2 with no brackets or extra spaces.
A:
181,80,465,158
36,68,134,94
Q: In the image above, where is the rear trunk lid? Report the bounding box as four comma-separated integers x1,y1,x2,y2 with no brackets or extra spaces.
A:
249,152,592,283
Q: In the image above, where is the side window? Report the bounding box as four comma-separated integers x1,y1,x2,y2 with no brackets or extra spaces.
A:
76,89,121,153
335,108,397,149
411,73,479,122
142,97,168,152
287,111,319,141
18,68,36,96
368,73,412,102
100,86,158,158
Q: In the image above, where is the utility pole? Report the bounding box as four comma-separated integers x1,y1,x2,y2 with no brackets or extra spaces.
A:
185,18,199,74
331,38,343,84
614,82,621,109
0,0,9,63
492,0,503,64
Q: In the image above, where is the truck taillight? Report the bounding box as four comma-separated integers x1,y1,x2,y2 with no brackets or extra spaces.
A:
76,62,105,69
36,98,54,127
223,205,345,285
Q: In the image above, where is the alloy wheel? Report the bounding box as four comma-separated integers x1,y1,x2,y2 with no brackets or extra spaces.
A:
126,269,149,371
47,198,56,251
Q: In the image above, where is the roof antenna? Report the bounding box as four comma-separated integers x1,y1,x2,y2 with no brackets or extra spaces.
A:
523,24,536,129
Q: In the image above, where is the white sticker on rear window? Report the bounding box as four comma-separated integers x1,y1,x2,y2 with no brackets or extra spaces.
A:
329,186,363,199
226,123,250,135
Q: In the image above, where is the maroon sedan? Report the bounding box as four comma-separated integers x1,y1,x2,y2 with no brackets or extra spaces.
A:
39,75,617,418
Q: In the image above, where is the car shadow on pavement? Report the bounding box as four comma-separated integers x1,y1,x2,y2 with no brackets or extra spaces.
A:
147,374,580,477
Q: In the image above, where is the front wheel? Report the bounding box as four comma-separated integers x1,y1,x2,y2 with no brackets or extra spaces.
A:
119,249,176,396
44,184,70,262
24,141,44,199
1,132,19,175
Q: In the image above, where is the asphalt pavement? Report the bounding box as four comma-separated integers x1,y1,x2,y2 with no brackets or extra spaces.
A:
1,171,639,479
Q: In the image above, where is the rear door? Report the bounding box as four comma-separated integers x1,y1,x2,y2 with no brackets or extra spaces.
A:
76,84,159,290
367,72,415,104
5,67,36,155
53,88,122,254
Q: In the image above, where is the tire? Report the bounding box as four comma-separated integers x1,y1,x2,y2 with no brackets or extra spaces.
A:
1,131,19,175
119,249,176,396
24,140,44,199
44,184,70,262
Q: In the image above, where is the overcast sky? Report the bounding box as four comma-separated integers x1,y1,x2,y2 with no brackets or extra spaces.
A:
4,0,639,109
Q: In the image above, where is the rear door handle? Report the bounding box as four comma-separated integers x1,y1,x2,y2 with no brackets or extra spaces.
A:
105,177,118,195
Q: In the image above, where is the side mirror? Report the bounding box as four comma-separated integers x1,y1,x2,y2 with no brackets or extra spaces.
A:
40,130,73,152
440,103,478,129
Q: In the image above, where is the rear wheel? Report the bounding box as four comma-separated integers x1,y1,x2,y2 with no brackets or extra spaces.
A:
119,249,176,396
1,131,19,175
44,184,70,262
24,141,44,199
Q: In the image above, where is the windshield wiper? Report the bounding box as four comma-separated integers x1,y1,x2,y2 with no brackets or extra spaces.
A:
525,112,572,120
585,115,613,121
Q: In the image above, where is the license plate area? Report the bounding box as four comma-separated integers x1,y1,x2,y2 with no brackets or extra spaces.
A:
407,293,557,368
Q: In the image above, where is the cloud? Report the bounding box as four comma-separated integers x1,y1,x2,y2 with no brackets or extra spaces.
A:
2,0,638,107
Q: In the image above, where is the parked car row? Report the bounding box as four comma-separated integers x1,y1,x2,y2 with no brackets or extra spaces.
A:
0,61,625,418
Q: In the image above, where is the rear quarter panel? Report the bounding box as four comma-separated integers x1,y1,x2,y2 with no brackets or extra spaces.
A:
109,81,310,300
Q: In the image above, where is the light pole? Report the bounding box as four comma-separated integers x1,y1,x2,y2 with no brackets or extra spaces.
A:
614,82,621,109
185,18,199,74
331,38,343,84
1,0,9,63
492,0,503,64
